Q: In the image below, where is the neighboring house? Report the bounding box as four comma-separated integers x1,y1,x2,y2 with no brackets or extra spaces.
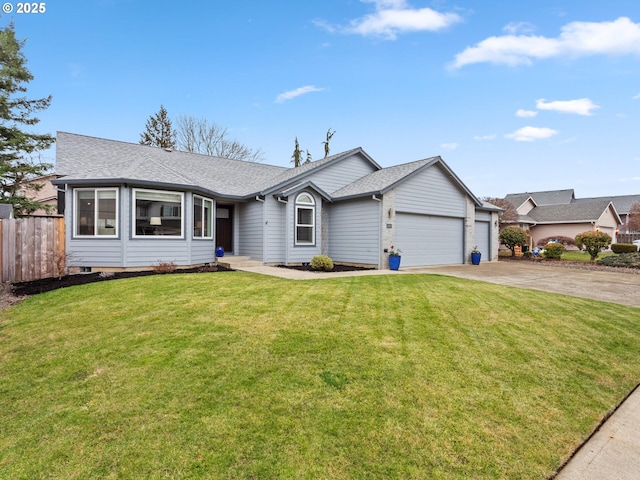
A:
572,195,640,234
16,173,62,217
504,189,625,248
53,132,500,271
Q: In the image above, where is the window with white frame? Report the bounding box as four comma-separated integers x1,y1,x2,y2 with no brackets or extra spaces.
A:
295,192,315,245
133,189,184,237
193,195,213,239
74,188,118,237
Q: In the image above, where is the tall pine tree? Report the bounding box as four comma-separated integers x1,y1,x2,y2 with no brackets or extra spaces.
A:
0,23,55,216
139,105,175,148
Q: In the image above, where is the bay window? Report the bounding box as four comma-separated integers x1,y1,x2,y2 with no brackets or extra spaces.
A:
133,189,184,237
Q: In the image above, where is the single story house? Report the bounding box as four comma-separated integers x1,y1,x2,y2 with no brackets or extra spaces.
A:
53,132,500,271
504,189,624,247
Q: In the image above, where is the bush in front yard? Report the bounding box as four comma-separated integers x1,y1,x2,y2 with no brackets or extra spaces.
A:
575,231,612,263
611,243,638,254
311,255,334,271
542,242,565,259
597,252,640,269
499,226,527,257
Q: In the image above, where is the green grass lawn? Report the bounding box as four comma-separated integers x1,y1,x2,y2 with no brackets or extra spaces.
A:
561,251,614,262
2,272,640,479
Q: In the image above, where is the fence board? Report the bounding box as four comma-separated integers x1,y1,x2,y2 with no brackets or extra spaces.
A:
0,217,65,283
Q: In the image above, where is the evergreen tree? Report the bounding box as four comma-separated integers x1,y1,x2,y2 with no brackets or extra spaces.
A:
0,23,55,216
139,105,175,148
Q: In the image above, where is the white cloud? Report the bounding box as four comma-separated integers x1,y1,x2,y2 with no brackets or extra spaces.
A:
633,93,640,100
451,16,640,68
319,0,462,40
516,109,538,118
473,134,497,141
503,22,535,35
505,126,558,142
275,85,325,103
536,98,599,115
440,142,459,150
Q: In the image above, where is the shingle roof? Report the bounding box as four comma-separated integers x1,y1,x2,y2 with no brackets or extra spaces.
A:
528,200,616,223
332,156,482,206
55,132,288,198
55,132,480,205
261,147,377,195
332,157,439,199
572,195,640,215
505,189,575,207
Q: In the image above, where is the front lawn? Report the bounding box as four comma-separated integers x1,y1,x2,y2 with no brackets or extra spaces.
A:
1,272,639,478
561,251,614,262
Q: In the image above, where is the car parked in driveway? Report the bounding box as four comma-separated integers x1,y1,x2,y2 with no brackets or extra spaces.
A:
633,239,640,251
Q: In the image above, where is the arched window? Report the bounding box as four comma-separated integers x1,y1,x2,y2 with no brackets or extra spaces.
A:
295,192,315,245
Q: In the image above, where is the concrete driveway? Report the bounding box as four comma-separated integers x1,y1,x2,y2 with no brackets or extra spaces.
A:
406,261,640,308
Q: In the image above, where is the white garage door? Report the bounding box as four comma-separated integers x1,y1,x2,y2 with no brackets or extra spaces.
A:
474,221,490,259
396,213,464,266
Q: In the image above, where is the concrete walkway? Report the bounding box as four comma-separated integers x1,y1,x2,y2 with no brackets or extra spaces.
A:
234,260,640,478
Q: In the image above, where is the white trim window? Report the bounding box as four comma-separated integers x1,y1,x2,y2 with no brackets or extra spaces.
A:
193,195,213,239
133,189,184,238
295,192,315,245
74,188,118,237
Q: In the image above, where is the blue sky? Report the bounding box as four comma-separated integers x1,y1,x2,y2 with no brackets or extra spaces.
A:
3,0,640,198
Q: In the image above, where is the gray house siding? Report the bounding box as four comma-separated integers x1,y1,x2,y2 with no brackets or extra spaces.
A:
264,196,286,264
395,164,466,217
304,154,377,194
237,200,264,260
328,198,380,265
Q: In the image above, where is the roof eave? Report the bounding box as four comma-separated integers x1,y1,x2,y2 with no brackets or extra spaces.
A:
51,177,249,201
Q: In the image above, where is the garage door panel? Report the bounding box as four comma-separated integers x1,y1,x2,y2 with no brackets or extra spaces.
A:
396,213,463,266
474,221,490,259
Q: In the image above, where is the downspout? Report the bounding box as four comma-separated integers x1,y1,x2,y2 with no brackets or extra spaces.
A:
255,196,265,264
278,196,289,265
372,194,382,269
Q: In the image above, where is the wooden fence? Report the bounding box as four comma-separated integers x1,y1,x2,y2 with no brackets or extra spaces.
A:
0,217,66,283
618,233,640,244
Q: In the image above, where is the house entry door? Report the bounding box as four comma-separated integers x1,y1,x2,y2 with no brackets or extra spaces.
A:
216,205,233,253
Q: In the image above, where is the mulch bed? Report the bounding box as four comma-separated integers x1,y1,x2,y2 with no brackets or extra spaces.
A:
277,264,376,273
8,265,231,298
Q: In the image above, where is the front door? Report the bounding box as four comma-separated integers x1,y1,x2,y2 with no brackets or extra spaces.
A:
216,205,233,253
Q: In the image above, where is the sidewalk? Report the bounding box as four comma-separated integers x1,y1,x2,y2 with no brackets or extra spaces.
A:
554,384,640,479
